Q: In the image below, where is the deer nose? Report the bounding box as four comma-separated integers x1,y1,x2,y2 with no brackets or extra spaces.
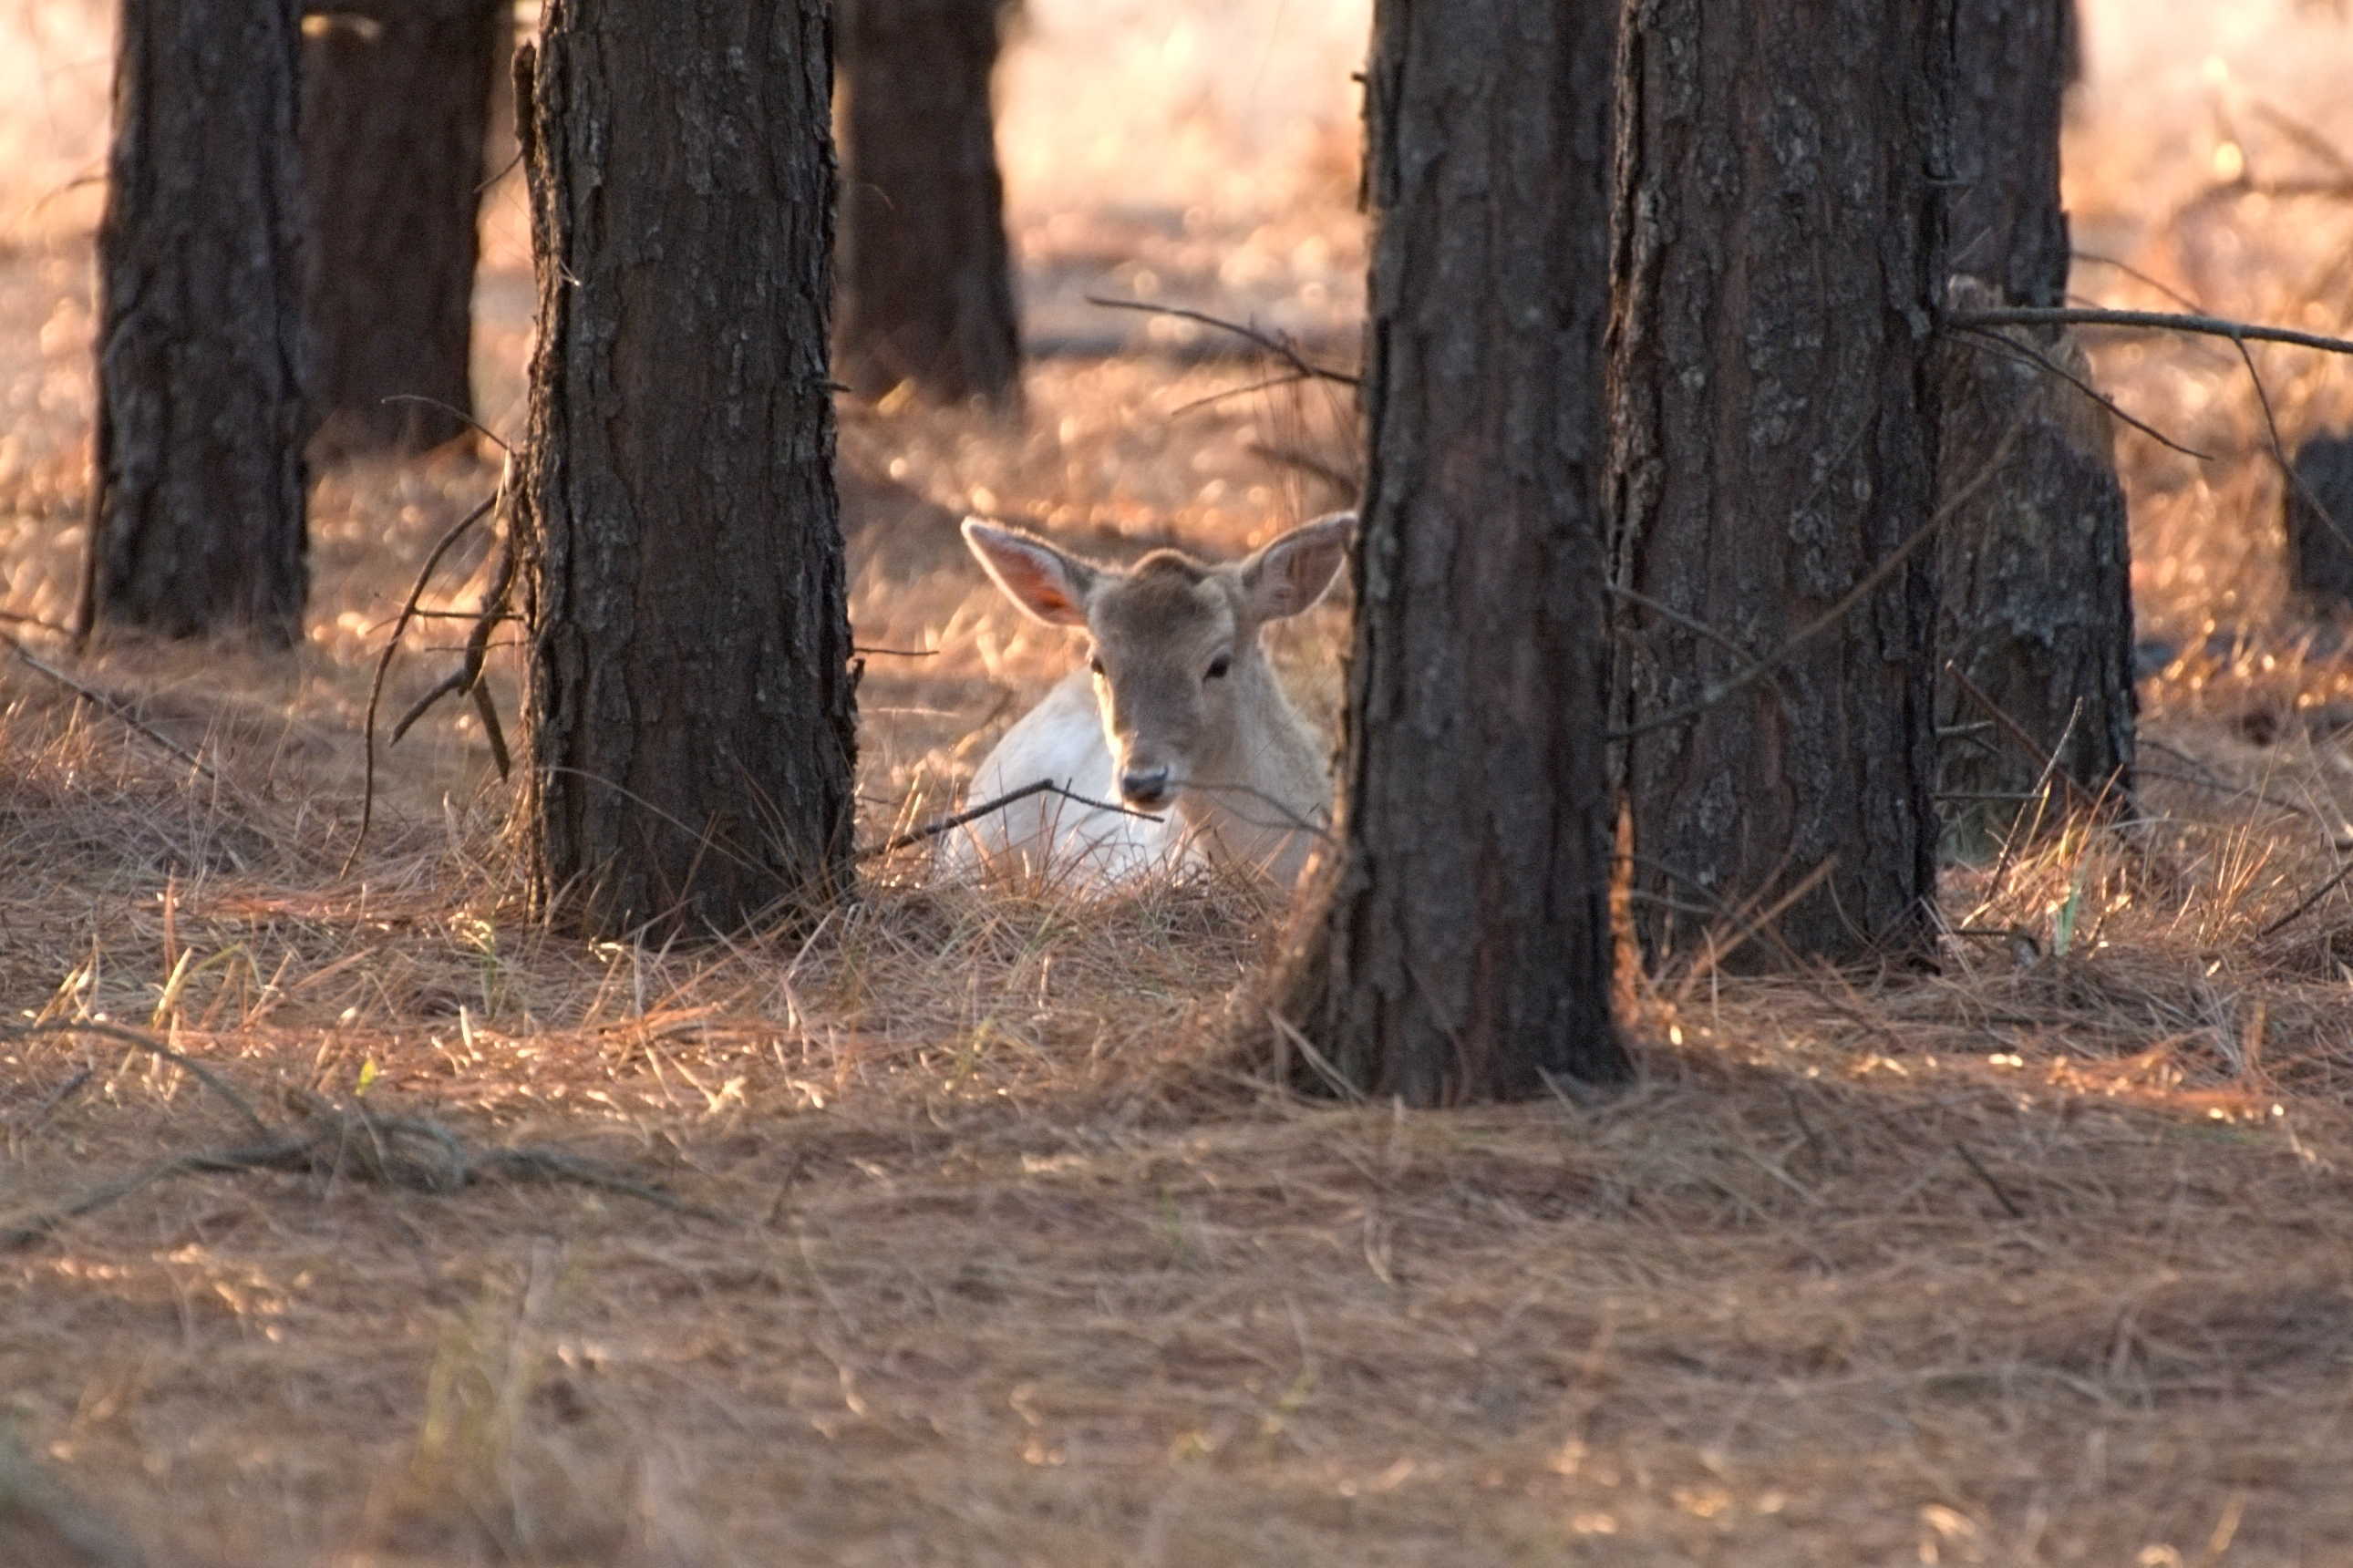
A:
1120,767,1173,808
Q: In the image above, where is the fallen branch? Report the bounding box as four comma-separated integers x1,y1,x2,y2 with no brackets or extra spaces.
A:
1954,1139,2028,1220
2257,860,2353,939
2,629,221,782
0,1018,717,1250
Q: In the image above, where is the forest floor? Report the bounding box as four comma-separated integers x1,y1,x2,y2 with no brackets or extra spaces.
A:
13,2,2353,1563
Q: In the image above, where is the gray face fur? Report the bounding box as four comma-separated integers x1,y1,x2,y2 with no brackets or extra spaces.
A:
962,513,1355,810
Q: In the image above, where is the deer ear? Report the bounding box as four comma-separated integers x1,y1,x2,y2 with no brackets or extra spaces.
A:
1238,511,1355,623
962,519,1097,626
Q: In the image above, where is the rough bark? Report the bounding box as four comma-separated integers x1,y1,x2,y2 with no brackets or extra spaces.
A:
836,0,1021,406
1935,2,2134,844
1948,0,2071,305
81,0,308,645
301,0,505,460
2285,434,2353,613
1267,0,1627,1103
1610,0,1945,965
1933,291,2134,848
514,1,858,937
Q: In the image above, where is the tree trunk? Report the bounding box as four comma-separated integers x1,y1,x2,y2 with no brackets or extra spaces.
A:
1933,289,2133,851
80,0,308,645
1948,0,2070,306
835,0,1021,406
301,0,505,461
1265,0,1627,1103
1610,0,1945,966
2286,434,2353,612
1935,3,2133,844
514,1,858,938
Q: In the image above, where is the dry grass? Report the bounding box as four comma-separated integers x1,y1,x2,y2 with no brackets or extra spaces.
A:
10,1,2353,1563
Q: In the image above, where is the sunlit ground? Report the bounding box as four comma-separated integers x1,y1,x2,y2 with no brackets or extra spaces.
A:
8,2,2353,1563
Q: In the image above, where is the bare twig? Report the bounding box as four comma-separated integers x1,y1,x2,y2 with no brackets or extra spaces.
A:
1171,777,1336,842
1954,1139,2028,1219
1945,665,2102,811
346,477,503,874
2257,861,2353,939
5,1068,92,1132
1944,304,2353,360
389,517,518,779
862,779,1163,859
2069,251,2210,315
1167,370,1316,419
1,630,221,782
1947,324,2214,460
1,1018,271,1140
2222,330,2353,564
377,393,515,456
1084,295,1360,387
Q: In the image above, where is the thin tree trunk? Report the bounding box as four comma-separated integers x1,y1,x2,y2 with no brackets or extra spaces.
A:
301,0,505,460
514,0,857,937
2286,434,2353,611
836,0,1021,406
1610,0,1945,965
81,0,308,645
1266,0,1627,1103
1935,1,2133,841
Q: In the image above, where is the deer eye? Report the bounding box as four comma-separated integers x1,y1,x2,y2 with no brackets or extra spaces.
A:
1204,653,1233,681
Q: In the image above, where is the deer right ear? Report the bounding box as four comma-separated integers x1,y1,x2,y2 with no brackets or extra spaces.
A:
962,519,1097,626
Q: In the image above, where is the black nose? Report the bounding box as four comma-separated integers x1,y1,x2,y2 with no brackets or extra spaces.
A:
1120,767,1172,807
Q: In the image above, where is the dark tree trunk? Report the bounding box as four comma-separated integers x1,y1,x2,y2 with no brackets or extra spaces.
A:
80,0,308,645
835,0,1020,406
1610,0,1945,966
1949,0,2070,305
1934,289,2134,850
301,0,505,460
1265,0,1627,1103
1935,3,2134,843
514,0,858,937
2286,434,2353,612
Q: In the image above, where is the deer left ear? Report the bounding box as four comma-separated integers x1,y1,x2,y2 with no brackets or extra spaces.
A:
1238,511,1355,623
963,518,1098,626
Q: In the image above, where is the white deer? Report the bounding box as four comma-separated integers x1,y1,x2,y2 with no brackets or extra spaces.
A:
948,512,1356,887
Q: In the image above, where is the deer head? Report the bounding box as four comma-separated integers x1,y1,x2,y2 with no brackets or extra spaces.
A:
962,513,1355,821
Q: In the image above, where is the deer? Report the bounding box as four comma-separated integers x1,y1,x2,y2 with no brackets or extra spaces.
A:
947,511,1356,888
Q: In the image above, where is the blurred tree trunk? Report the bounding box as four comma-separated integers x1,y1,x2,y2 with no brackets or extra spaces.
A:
836,0,1021,406
2286,434,2353,611
1610,0,1945,966
1935,0,2134,845
81,0,308,645
301,0,506,460
1265,0,1628,1103
514,0,858,937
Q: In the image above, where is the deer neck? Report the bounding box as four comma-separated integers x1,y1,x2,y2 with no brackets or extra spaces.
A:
1173,657,1331,882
